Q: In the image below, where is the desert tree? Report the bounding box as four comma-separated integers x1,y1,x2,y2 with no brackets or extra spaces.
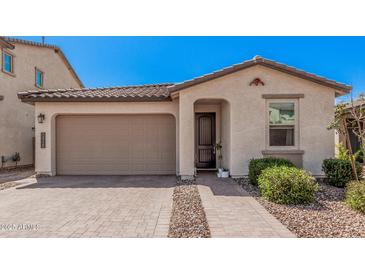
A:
328,93,365,181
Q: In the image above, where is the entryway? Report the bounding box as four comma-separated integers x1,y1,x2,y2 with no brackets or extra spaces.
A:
193,98,230,175
195,113,216,169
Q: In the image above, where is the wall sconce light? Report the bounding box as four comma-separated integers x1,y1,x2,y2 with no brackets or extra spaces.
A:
37,113,45,123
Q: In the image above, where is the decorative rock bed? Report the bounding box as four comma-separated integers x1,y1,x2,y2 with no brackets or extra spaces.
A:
0,167,35,191
168,179,211,238
236,178,365,238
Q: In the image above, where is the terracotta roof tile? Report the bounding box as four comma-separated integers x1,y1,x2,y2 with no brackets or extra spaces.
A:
0,37,15,49
18,84,174,103
18,56,351,103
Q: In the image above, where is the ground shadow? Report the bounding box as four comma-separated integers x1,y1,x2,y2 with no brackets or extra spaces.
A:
17,175,176,189
0,168,35,184
195,172,251,197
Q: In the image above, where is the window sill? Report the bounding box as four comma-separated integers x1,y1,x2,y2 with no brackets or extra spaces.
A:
2,69,15,77
262,149,304,155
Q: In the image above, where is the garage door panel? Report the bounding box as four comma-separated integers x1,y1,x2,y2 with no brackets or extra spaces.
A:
56,115,176,175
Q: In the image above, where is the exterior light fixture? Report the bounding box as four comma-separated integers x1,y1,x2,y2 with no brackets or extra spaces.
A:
37,113,45,123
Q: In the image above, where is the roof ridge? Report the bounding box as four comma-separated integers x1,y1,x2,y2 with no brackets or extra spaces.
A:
168,56,351,94
258,57,350,87
18,84,172,103
4,37,60,50
18,83,175,95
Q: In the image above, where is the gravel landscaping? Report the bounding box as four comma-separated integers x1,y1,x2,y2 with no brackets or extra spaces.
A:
236,178,365,238
0,167,35,191
168,180,211,238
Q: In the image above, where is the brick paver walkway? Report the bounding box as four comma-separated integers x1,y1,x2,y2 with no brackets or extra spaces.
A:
197,173,295,237
0,176,175,238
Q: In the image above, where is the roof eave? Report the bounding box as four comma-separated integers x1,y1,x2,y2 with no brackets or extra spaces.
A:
18,96,172,103
4,37,84,88
54,49,84,88
0,38,15,49
168,58,351,95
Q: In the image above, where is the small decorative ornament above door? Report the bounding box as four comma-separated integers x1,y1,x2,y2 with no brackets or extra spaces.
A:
249,78,265,86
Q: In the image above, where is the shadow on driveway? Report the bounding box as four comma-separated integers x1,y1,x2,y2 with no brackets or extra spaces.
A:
17,175,176,189
195,172,251,197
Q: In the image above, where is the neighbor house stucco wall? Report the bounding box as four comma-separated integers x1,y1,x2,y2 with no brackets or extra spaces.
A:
177,65,336,177
0,43,81,168
34,101,179,175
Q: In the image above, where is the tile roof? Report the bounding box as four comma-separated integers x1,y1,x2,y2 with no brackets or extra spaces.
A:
3,37,84,88
168,56,352,95
18,84,174,103
342,98,365,109
18,56,352,103
0,37,15,49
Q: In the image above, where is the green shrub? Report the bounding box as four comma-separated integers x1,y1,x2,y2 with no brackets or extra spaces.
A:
258,166,319,204
346,181,365,214
322,159,362,188
248,157,295,185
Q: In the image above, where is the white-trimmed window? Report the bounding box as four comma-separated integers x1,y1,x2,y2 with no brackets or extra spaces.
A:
2,51,14,74
268,101,296,147
35,67,44,88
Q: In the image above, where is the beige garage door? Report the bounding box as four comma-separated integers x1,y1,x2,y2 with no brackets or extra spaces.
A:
56,114,176,175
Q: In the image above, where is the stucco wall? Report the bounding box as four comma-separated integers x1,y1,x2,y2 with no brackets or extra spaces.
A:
33,64,337,177
0,43,81,168
221,100,231,170
177,65,336,177
34,101,179,175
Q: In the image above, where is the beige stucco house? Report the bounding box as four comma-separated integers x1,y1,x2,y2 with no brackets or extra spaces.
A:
18,56,351,179
0,37,83,169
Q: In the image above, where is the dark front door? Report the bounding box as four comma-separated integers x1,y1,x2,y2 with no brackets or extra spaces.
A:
195,113,216,168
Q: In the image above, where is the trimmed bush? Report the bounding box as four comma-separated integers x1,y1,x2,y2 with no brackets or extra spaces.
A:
248,157,295,185
322,159,362,188
258,166,319,204
346,181,365,214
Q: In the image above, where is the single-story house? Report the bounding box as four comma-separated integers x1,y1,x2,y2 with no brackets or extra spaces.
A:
18,56,351,179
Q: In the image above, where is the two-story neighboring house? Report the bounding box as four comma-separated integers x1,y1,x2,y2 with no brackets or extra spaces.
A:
0,37,83,169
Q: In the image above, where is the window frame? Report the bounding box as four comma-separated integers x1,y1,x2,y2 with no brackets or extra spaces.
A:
35,67,44,88
266,98,299,150
2,50,15,76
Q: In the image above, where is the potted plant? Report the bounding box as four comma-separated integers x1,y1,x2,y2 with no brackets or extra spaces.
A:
214,141,223,177
221,168,230,178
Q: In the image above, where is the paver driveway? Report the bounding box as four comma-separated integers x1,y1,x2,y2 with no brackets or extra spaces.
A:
0,176,175,238
197,173,295,237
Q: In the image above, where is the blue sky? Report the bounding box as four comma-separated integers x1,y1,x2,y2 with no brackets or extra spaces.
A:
18,36,365,102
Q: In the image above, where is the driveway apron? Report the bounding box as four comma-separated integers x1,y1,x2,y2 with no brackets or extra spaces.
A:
0,176,175,238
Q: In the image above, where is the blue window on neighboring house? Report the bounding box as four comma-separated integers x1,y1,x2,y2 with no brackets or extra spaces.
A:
3,52,14,73
35,68,44,88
